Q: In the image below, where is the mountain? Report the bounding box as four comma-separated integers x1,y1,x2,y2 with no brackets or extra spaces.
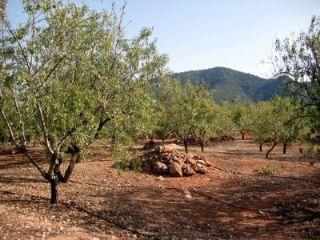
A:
175,67,289,102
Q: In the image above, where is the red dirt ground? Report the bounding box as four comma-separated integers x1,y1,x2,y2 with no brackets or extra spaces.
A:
0,139,319,239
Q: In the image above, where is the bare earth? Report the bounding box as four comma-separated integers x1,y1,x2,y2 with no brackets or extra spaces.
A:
0,139,319,240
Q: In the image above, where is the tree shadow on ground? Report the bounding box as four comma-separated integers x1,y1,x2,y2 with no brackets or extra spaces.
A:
52,172,319,239
0,176,45,184
1,141,319,239
0,151,45,170
77,171,320,239
1,171,320,239
221,147,302,160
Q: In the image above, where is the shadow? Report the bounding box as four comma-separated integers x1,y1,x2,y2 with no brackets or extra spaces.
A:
0,176,46,184
1,172,320,239
1,140,319,239
73,168,319,239
221,150,264,157
0,151,45,170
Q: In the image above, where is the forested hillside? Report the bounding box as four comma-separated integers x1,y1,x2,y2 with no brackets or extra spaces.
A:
176,67,289,102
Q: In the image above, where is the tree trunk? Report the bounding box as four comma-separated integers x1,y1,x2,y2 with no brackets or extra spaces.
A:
76,151,82,163
62,159,77,183
265,142,277,158
183,139,188,153
283,142,287,154
200,140,204,152
259,144,263,152
241,131,245,140
50,179,58,204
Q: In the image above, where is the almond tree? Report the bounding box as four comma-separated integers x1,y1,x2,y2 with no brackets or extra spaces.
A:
152,109,173,142
192,87,218,152
215,102,234,136
274,16,320,141
252,102,272,152
163,81,194,153
231,101,255,140
157,80,219,153
0,0,167,204
252,101,276,153
253,97,303,158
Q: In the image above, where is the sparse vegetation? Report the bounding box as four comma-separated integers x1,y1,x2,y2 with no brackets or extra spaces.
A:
114,155,142,172
0,1,319,239
260,165,277,176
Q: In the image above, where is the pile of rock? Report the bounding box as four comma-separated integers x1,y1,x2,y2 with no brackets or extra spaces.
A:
142,145,211,177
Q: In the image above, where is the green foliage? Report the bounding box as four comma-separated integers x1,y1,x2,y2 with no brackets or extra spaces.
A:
253,97,303,143
260,165,277,176
192,88,219,145
0,0,7,23
176,67,288,102
0,0,167,201
214,102,234,134
299,144,320,165
152,110,173,141
1,0,167,149
230,101,255,137
155,79,220,151
274,16,320,137
113,151,142,172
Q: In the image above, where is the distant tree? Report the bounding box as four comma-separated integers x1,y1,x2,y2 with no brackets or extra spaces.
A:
252,102,272,152
275,99,307,154
161,81,195,153
215,102,234,135
253,97,303,158
231,101,255,140
158,80,216,153
152,110,173,142
0,1,167,204
192,87,218,152
274,16,320,139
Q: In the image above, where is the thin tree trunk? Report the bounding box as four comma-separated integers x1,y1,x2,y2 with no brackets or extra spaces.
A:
259,144,263,152
76,150,82,163
241,131,245,140
50,179,58,204
266,142,277,158
283,142,287,154
200,140,204,152
183,139,188,153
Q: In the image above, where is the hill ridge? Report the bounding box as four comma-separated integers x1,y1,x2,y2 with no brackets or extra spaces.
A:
175,67,287,102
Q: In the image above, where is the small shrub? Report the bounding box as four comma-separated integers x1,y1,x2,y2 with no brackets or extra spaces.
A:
114,155,142,172
299,145,320,165
260,165,276,176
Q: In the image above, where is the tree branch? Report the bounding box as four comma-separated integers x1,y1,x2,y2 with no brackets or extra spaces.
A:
36,102,54,154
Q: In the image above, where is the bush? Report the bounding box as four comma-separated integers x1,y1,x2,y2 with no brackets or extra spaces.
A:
260,165,276,176
114,155,142,172
300,145,320,165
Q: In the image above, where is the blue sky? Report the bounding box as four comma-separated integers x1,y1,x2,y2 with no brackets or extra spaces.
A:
7,0,320,77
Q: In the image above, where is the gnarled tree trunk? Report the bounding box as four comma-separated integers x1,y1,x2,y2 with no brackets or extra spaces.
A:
266,142,277,158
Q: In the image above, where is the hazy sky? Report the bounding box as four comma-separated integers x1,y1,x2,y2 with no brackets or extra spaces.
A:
7,0,320,77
